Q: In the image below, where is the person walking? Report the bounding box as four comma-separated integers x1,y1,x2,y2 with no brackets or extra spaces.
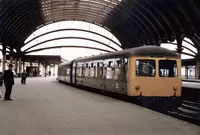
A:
21,70,27,85
3,64,14,101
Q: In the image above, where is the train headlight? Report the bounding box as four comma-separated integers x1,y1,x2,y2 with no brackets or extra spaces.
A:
173,85,178,91
135,85,140,90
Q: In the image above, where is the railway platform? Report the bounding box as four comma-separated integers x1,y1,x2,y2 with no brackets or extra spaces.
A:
0,77,199,135
182,79,200,83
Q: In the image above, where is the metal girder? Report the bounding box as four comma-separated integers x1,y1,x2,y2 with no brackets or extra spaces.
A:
24,37,118,52
166,42,197,55
173,51,195,57
25,45,111,54
24,28,122,49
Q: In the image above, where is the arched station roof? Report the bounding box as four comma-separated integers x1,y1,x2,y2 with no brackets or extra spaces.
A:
0,0,200,55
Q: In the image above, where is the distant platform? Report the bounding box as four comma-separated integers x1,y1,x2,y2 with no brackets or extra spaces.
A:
5,55,62,65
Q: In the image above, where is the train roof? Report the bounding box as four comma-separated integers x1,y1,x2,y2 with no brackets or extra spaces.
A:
74,46,179,62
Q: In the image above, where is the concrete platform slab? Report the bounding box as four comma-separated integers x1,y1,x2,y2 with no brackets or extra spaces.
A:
0,77,199,135
182,81,200,89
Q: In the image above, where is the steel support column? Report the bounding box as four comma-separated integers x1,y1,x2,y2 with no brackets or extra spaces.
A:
196,59,200,79
2,51,6,72
15,58,18,74
185,66,188,79
38,62,40,76
44,63,47,77
10,55,13,64
22,61,25,71
19,58,22,75
53,64,55,76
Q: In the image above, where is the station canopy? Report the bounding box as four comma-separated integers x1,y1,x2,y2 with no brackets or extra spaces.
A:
0,0,200,57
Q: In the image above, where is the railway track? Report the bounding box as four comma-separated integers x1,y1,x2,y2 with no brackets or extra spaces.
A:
168,100,200,125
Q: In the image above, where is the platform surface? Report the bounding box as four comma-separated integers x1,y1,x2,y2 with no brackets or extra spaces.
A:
0,77,199,135
182,81,200,89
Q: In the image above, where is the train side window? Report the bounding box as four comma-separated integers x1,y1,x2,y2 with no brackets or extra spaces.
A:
136,60,156,77
90,64,95,77
92,62,97,78
65,68,67,76
76,65,80,77
95,63,99,78
77,63,83,77
81,64,84,77
63,68,65,76
106,60,114,79
64,68,66,76
85,65,91,77
120,58,128,82
113,59,121,80
82,63,86,77
61,68,63,75
67,68,70,75
98,62,103,79
159,60,177,77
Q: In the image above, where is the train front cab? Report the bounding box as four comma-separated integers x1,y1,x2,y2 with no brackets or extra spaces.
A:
128,56,182,98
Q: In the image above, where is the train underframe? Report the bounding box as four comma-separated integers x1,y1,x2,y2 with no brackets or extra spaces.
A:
57,78,182,112
137,96,182,112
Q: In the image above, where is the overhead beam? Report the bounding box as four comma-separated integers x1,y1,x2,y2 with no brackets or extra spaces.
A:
23,37,118,52
24,28,122,49
25,45,111,54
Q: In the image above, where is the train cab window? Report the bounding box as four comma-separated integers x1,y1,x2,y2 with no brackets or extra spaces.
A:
159,60,177,77
136,60,156,77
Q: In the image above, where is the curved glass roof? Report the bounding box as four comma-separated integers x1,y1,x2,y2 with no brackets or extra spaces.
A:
22,21,122,60
0,0,200,61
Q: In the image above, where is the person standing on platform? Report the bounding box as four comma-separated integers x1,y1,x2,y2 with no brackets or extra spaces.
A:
49,71,51,76
3,64,14,101
21,70,27,85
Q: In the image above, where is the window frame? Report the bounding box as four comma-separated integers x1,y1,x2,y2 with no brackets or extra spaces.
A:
135,59,156,77
158,59,178,78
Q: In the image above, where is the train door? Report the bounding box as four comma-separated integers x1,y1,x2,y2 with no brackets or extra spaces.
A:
155,58,182,97
70,61,74,84
72,62,77,84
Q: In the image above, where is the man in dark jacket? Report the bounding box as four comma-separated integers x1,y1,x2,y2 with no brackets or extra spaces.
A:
3,64,14,101
21,70,27,85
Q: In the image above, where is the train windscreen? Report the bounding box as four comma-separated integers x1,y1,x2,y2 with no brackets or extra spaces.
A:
159,60,177,77
136,60,156,77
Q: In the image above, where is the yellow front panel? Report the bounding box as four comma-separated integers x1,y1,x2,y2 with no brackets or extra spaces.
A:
128,57,182,97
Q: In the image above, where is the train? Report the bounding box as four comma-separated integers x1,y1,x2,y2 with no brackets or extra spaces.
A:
57,46,182,110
